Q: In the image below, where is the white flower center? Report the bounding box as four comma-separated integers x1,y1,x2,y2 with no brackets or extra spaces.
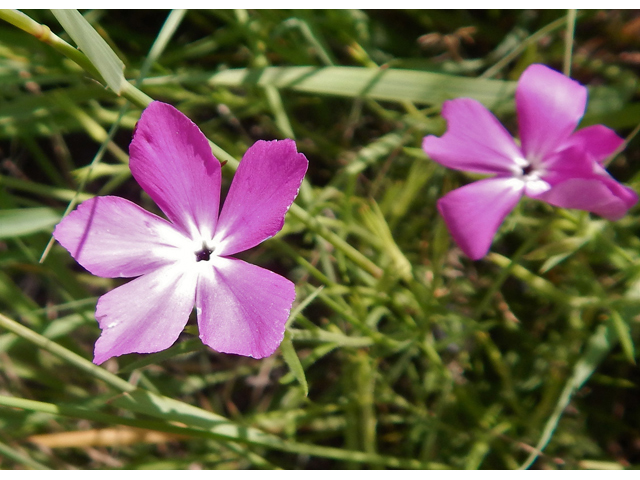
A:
512,155,551,196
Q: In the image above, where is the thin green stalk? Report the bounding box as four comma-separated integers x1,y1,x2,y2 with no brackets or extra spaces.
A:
0,394,447,469
289,204,383,279
234,9,295,139
264,85,296,138
0,439,49,470
272,239,336,287
0,10,155,109
0,175,94,203
604,120,640,167
281,18,336,66
563,9,577,77
519,321,619,469
0,9,103,81
473,220,552,321
39,102,130,263
481,15,571,79
0,312,135,393
137,9,186,81
487,253,574,305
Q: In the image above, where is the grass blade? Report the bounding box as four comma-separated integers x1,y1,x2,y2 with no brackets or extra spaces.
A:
519,321,620,469
280,330,308,396
51,9,125,94
0,208,60,238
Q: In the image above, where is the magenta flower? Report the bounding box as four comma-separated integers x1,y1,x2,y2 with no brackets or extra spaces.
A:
53,101,308,364
422,64,637,260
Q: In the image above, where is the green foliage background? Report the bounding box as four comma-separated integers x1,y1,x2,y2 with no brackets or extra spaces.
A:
0,9,639,469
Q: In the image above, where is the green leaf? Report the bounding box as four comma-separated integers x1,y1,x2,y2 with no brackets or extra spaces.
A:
519,321,619,469
148,66,517,108
118,338,204,373
610,310,636,365
148,66,627,117
0,208,60,238
112,389,282,445
280,330,308,396
0,439,49,470
51,9,125,94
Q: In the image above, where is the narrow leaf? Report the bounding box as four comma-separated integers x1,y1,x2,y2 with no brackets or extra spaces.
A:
280,330,309,396
610,310,636,365
148,66,625,116
0,208,61,238
520,322,619,469
149,66,517,108
51,9,125,94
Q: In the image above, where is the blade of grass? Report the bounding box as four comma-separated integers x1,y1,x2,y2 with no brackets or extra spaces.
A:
480,14,570,79
280,330,308,396
51,9,125,94
609,310,636,365
146,65,517,108
519,320,620,469
0,208,60,239
562,8,576,77
563,9,577,77
0,311,439,468
0,312,134,393
0,439,49,470
0,9,102,81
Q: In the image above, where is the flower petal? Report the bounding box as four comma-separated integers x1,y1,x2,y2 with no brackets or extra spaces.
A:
561,125,624,164
53,196,190,278
93,263,197,364
196,256,295,358
129,101,221,240
516,64,587,162
536,175,638,221
213,139,308,256
438,177,524,260
537,145,599,186
422,98,523,175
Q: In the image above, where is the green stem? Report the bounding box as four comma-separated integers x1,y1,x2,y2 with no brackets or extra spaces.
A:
0,9,103,81
0,439,49,470
473,222,551,321
481,14,572,79
0,10,154,109
120,81,154,108
0,393,445,469
0,312,135,393
563,9,577,77
289,204,383,279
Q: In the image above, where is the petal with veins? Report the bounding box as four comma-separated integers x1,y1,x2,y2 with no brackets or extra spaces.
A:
517,64,587,162
53,196,190,278
437,177,524,260
422,98,523,175
93,263,198,364
129,101,221,240
214,139,308,256
196,256,295,358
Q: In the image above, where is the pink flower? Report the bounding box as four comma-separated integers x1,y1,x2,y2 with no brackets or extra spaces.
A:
54,101,308,364
422,64,637,260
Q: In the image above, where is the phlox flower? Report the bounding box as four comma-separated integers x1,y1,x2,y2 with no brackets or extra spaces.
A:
54,101,308,364
422,64,637,260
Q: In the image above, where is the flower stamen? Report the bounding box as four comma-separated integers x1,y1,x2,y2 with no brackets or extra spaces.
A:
195,242,212,262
